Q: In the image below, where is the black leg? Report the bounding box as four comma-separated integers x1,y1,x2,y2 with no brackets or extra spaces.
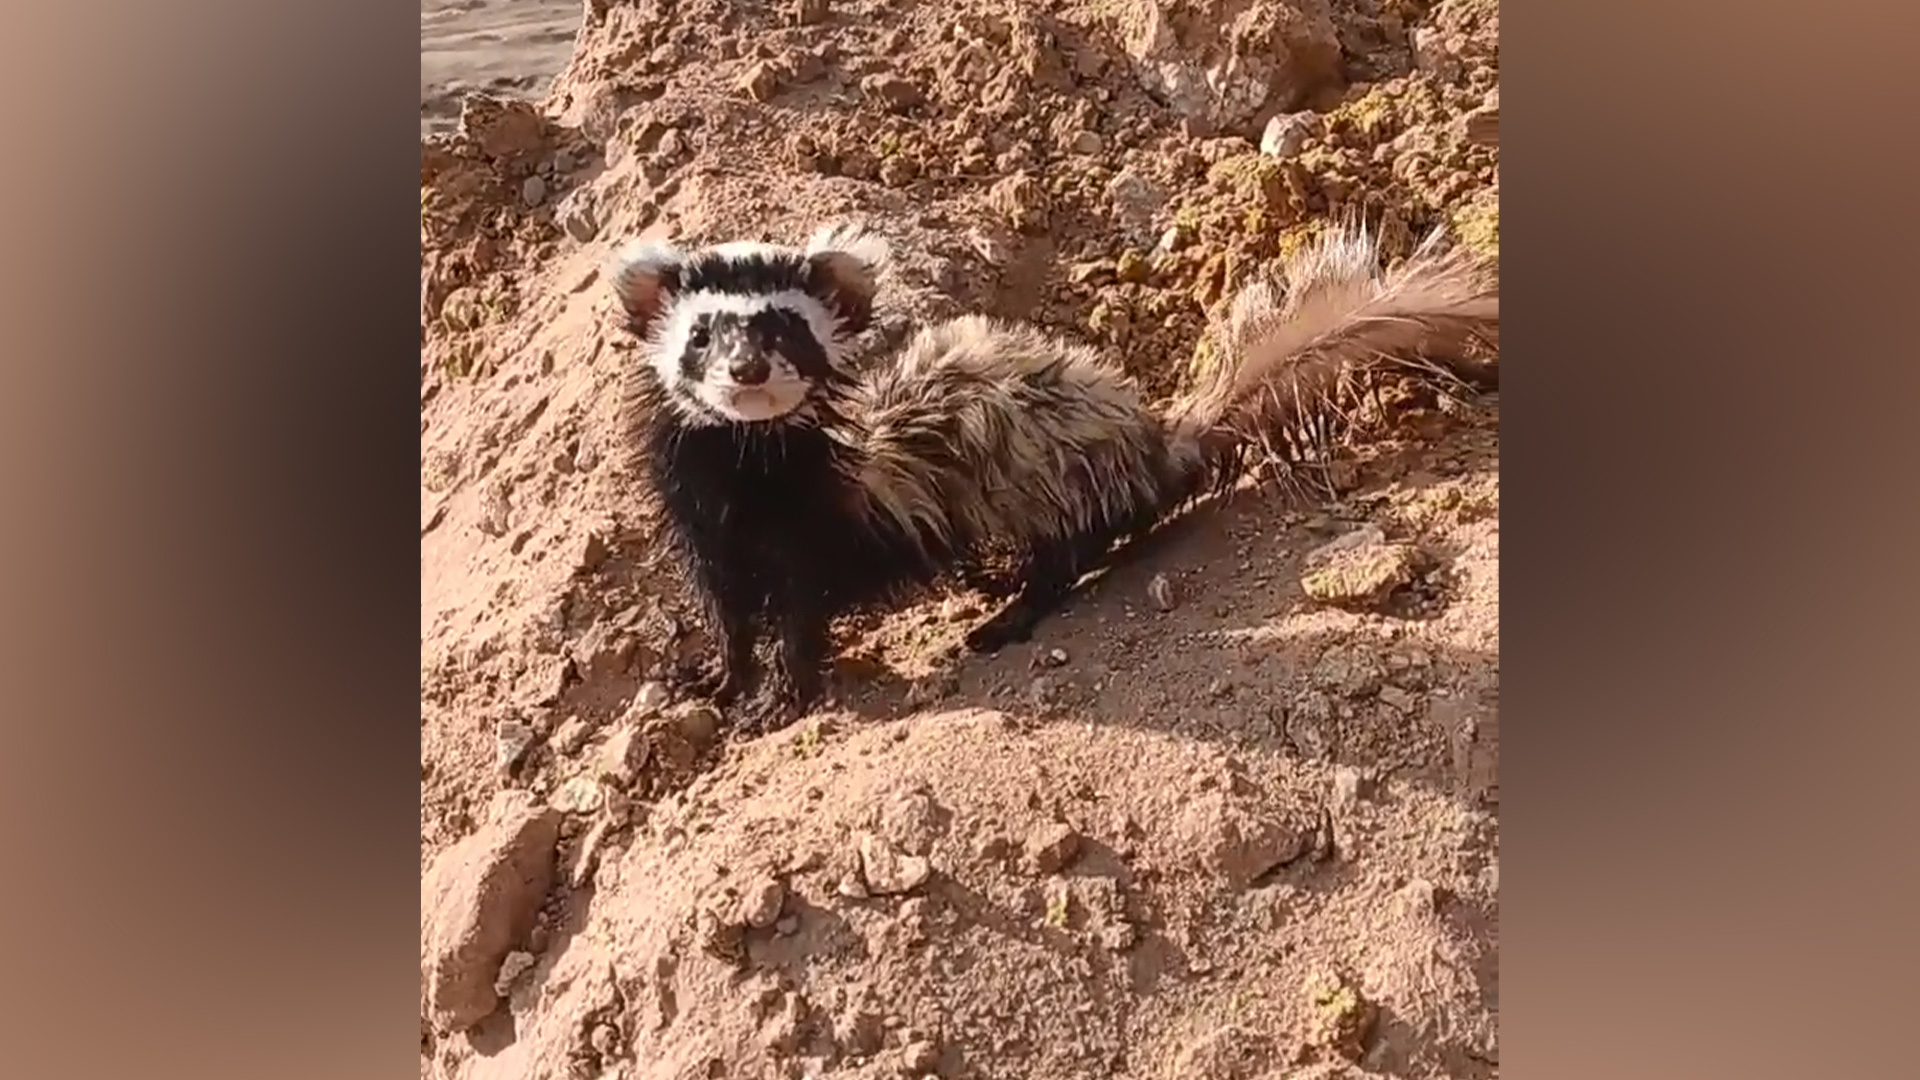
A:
964,547,1078,654
753,587,832,734
679,563,763,707
963,523,1126,654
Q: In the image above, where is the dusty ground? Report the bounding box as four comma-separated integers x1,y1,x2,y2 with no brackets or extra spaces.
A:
420,1,1499,1077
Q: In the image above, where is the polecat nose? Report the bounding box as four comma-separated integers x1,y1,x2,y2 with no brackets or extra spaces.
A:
729,355,771,385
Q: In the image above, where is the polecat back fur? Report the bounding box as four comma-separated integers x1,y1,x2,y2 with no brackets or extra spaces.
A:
608,222,1498,729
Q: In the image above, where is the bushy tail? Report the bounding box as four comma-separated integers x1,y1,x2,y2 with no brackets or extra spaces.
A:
1162,222,1499,502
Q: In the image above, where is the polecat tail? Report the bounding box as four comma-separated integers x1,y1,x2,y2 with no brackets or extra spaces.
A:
1160,221,1500,502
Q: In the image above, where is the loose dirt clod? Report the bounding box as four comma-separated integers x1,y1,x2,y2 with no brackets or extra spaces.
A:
1300,526,1429,610
420,791,561,1032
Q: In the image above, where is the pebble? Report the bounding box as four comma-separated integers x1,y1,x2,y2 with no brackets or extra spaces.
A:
860,73,923,113
492,950,537,996
1024,822,1083,874
569,814,615,887
1026,676,1055,707
494,720,534,773
520,175,547,208
857,831,931,895
1260,111,1317,158
1330,765,1373,812
674,702,721,749
1071,130,1104,154
550,776,605,814
1377,685,1418,713
562,202,598,242
775,914,801,936
596,724,648,785
589,1023,620,1056
738,873,788,929
737,60,782,102
629,680,670,717
1146,572,1177,611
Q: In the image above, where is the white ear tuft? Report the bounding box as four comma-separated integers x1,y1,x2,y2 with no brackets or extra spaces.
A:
606,239,685,333
805,222,891,275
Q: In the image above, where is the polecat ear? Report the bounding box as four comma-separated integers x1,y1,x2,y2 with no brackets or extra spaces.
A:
607,240,685,337
804,222,889,335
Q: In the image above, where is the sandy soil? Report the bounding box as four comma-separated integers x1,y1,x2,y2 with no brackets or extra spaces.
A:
420,1,1499,1077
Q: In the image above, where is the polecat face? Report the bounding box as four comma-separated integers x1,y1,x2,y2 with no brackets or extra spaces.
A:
608,226,891,428
653,270,840,424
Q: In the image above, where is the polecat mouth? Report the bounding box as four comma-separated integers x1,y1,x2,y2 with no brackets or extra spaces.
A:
728,387,774,411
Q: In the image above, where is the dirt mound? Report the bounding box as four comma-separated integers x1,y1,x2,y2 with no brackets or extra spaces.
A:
425,711,1496,1080
419,0,1499,1076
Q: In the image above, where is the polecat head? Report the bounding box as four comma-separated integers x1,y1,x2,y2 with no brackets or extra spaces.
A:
607,223,890,425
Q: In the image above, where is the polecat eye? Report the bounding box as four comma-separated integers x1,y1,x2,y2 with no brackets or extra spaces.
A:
687,323,711,349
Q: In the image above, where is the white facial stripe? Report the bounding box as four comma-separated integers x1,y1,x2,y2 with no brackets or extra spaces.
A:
650,288,845,377
674,289,839,347
646,288,842,425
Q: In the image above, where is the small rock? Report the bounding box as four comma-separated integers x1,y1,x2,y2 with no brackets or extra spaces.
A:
1044,647,1069,667
791,48,827,83
1300,527,1426,610
493,949,536,996
1146,572,1177,611
1105,167,1166,238
627,681,670,718
656,128,687,158
1394,878,1439,917
570,814,614,888
899,1039,940,1073
494,720,534,773
857,831,931,895
836,870,870,900
589,1023,620,1056
737,60,782,102
550,776,605,815
561,202,598,242
520,175,547,208
1377,685,1418,713
975,832,1012,861
987,172,1048,233
421,791,562,1031
1023,822,1083,874
738,873,787,929
596,724,648,785
1329,765,1371,812
775,913,801,936
860,73,923,113
1260,111,1317,158
1155,226,1189,255
1070,130,1104,154
574,532,609,574
673,701,722,749
1170,792,1307,889
790,0,829,25
477,482,512,537
1026,676,1055,707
